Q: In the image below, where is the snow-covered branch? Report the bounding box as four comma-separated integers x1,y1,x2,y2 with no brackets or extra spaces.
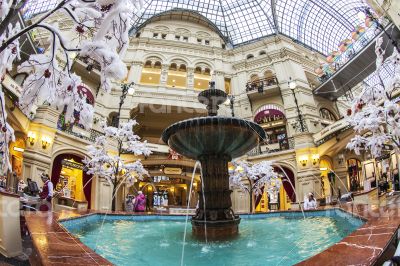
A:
346,37,400,157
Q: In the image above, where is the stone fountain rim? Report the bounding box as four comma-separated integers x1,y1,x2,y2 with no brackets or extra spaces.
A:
161,116,266,144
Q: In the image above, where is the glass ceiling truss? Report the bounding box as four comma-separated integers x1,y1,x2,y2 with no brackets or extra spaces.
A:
22,0,370,55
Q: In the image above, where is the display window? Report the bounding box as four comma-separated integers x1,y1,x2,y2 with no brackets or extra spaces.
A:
56,159,86,201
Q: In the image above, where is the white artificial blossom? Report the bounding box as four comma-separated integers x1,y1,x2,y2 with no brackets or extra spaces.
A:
346,37,400,157
229,160,281,198
83,119,151,188
0,0,143,174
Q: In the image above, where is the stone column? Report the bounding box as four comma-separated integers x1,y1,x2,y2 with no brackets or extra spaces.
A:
160,64,169,87
187,67,194,90
214,70,225,91
127,61,143,84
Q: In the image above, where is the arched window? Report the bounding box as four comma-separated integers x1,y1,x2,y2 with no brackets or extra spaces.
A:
140,58,162,85
108,112,119,127
194,64,212,90
264,70,277,86
259,50,266,56
167,62,187,88
319,108,337,121
247,54,254,60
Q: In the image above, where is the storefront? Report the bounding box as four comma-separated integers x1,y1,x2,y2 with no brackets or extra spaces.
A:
51,154,92,210
254,166,295,212
347,158,362,192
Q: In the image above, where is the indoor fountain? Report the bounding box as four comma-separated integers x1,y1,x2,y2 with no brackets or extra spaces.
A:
162,81,266,239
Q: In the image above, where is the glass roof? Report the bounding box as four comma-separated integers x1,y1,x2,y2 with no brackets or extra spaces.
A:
23,0,369,55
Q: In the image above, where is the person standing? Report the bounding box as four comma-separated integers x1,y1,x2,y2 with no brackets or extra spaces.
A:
134,191,146,212
39,174,53,211
304,192,317,210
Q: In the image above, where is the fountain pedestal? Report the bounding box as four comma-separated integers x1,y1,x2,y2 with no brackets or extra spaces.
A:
192,155,240,240
162,82,265,240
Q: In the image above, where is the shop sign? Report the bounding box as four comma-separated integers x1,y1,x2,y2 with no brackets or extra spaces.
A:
313,119,350,142
2,74,22,97
62,159,84,170
164,167,182,175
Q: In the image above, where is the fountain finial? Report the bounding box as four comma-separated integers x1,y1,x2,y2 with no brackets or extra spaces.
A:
198,81,227,116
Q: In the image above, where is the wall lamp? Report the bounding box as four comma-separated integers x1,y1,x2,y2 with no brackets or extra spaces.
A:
27,131,36,146
41,136,52,149
312,154,320,165
299,155,308,167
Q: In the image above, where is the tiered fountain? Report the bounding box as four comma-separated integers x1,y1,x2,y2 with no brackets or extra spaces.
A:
162,82,265,239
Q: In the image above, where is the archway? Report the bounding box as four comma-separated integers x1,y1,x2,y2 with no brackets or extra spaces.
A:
254,166,295,212
51,153,93,209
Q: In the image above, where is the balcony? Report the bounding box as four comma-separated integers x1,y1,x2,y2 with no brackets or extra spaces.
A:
60,126,104,142
245,77,280,100
247,137,295,156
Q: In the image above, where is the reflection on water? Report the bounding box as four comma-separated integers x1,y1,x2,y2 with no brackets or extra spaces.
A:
64,215,361,266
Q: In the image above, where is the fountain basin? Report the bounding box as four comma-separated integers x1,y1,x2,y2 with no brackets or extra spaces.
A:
161,116,265,159
162,116,265,239
61,209,364,266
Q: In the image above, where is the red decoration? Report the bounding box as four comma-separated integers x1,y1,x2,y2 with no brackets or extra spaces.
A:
347,109,352,116
168,149,182,160
44,69,51,78
75,25,85,34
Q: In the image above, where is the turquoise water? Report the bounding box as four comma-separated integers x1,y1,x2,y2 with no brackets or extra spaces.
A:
62,210,363,266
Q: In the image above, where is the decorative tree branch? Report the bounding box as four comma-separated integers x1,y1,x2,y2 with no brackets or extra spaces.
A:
346,36,400,157
83,119,151,211
0,0,143,175
229,160,281,213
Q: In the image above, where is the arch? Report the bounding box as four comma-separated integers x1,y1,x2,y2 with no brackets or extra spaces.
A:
169,63,177,71
250,74,259,82
259,50,267,56
319,107,338,121
179,64,187,72
274,165,296,202
254,104,286,124
144,53,166,63
108,111,119,127
194,66,202,74
175,28,190,36
195,30,211,38
50,152,93,209
144,60,152,68
264,69,275,79
246,54,255,60
191,59,215,69
153,25,170,32
154,61,162,69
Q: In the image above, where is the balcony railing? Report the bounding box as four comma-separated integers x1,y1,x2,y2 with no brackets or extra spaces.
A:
245,77,279,93
60,126,104,142
247,137,295,156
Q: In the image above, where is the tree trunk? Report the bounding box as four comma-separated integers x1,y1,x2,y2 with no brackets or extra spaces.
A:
249,190,253,214
111,184,116,211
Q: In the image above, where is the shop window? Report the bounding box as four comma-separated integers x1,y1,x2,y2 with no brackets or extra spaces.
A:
319,108,337,121
135,32,141,38
175,35,180,41
205,40,210,45
108,112,119,127
56,159,86,201
161,34,167,39
194,65,211,90
224,78,231,94
140,60,162,85
167,62,187,88
153,33,159,38
259,50,266,55
197,38,202,44
222,43,226,49
183,36,188,42
347,158,362,192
